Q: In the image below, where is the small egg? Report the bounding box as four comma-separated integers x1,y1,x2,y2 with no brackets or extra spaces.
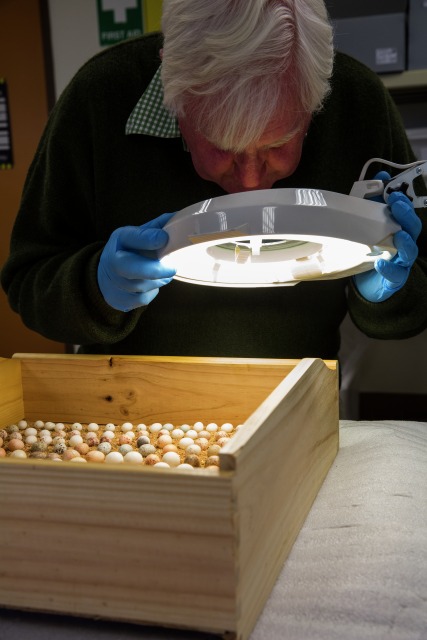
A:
162,451,181,467
193,421,204,431
87,422,99,432
100,435,113,443
69,456,87,463
121,422,133,433
105,452,124,464
25,435,38,445
62,449,80,461
157,434,173,448
119,444,133,456
29,451,47,459
75,443,90,456
217,437,231,447
34,420,45,428
198,430,211,439
0,449,6,458
206,423,218,433
7,439,25,452
144,453,161,466
17,420,28,429
72,422,83,431
53,443,67,454
184,454,200,467
149,422,163,434
221,423,234,433
162,423,174,431
69,434,83,447
136,424,147,432
186,444,201,456
205,455,220,467
119,432,135,444
0,437,3,448
178,437,194,450
39,429,52,438
136,435,150,447
86,450,105,463
30,441,47,453
10,450,27,459
123,451,143,464
180,424,190,433
54,422,65,431
46,453,62,461
86,434,100,447
97,442,112,455
215,430,229,440
6,425,19,435
153,461,170,468
39,435,53,445
105,423,116,431
208,444,221,456
162,443,178,454
24,427,37,437
171,429,184,440
176,463,195,471
9,432,23,441
138,444,156,457
102,430,115,439
185,429,198,439
194,437,209,451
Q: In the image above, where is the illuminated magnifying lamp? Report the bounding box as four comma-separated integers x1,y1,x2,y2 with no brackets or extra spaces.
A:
159,159,426,288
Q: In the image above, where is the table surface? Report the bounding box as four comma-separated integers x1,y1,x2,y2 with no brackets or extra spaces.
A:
1,420,426,640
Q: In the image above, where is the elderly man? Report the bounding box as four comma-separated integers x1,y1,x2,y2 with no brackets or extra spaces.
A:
1,0,426,358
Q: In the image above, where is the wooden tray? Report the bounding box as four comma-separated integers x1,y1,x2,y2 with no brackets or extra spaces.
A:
0,354,339,639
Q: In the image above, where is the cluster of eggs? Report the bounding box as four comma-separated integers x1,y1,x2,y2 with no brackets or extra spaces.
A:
0,419,243,470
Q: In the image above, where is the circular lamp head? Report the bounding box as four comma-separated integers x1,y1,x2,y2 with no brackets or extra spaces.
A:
159,188,400,287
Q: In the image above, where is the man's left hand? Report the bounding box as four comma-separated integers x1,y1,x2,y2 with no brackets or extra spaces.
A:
353,185,422,303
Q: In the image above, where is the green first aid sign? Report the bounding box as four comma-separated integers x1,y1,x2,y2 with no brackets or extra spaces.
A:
97,0,143,46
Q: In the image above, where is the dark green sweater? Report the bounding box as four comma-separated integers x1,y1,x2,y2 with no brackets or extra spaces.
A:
2,34,426,358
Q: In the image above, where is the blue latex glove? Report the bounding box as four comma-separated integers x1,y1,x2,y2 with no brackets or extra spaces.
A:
353,171,422,303
97,213,176,311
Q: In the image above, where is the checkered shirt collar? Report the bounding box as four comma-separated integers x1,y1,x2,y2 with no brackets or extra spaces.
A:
125,65,181,138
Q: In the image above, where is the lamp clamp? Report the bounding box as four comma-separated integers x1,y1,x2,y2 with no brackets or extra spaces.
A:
349,160,427,208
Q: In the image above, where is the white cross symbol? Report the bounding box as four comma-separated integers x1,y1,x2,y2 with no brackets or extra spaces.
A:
101,0,137,23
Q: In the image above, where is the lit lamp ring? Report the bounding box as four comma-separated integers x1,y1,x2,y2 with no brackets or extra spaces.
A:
159,188,400,288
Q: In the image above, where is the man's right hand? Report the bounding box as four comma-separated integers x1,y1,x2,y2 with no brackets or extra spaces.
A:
97,213,176,311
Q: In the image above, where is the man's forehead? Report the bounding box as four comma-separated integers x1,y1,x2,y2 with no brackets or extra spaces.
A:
210,112,307,152
179,105,308,153
259,110,305,141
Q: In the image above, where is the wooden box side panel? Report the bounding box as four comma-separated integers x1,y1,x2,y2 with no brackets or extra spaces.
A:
0,357,24,427
222,358,339,640
14,354,305,425
0,462,238,635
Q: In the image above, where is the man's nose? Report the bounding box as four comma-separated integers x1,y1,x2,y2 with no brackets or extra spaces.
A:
234,153,264,189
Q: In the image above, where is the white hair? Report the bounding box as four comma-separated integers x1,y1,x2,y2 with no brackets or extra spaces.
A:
161,0,333,151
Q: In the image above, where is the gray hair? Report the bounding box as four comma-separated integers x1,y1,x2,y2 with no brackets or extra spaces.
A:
161,0,334,151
